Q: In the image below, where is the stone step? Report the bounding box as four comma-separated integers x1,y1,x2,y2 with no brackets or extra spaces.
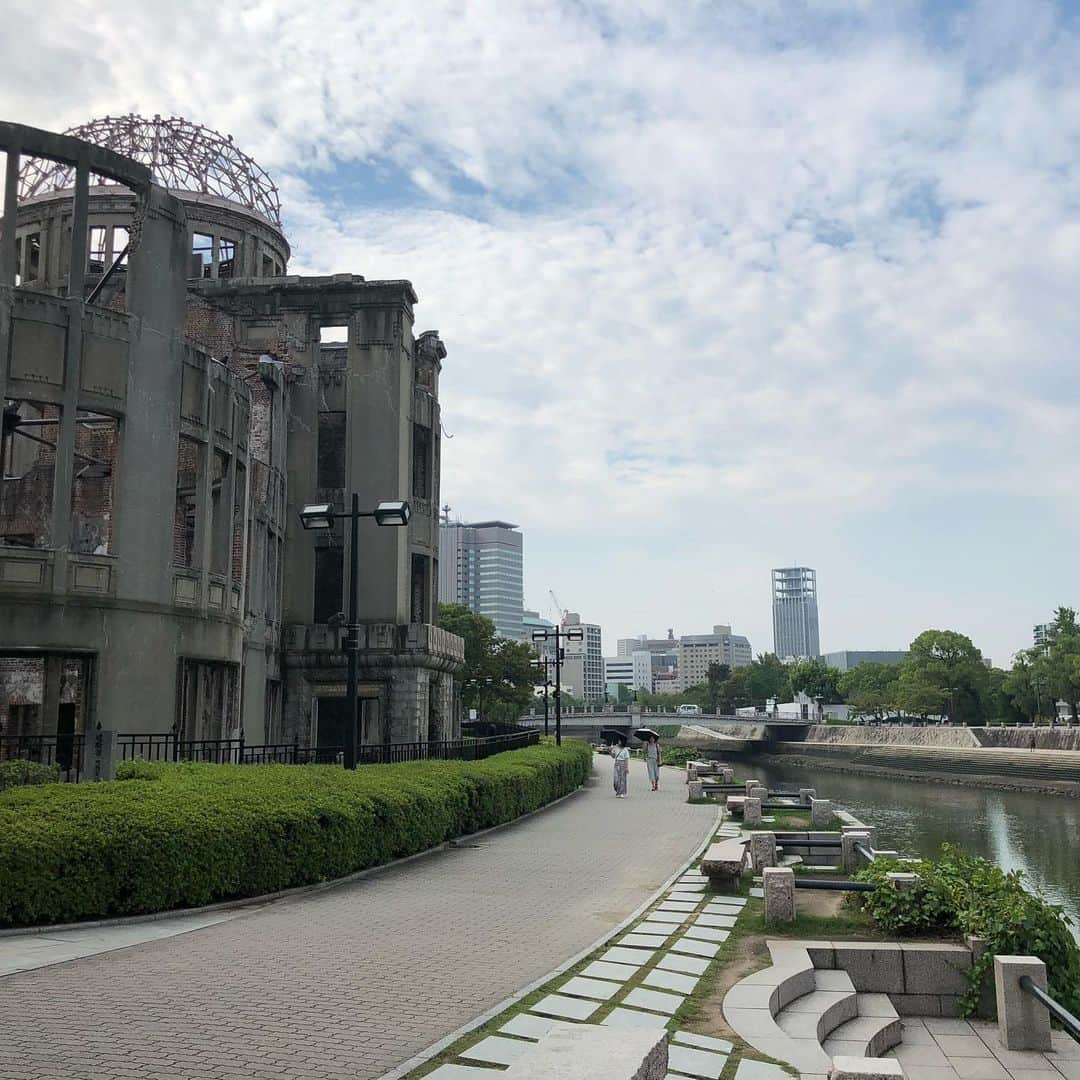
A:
822,994,901,1059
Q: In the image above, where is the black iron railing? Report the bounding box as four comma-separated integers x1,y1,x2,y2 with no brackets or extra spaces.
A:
1019,975,1080,1044
0,733,83,781
794,879,876,892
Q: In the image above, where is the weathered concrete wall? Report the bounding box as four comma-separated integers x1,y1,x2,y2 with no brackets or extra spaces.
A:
801,724,980,748
974,727,1080,750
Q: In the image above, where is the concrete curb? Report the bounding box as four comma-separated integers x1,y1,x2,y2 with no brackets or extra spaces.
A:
376,800,724,1080
0,778,591,940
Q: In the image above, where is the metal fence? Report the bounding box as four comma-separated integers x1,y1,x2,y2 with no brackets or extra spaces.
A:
1,728,540,779
0,733,84,782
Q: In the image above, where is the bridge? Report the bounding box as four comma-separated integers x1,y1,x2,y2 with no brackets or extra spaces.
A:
516,707,811,747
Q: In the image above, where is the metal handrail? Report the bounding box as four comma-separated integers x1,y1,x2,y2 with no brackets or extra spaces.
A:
794,879,876,892
854,842,875,863
1019,975,1080,1044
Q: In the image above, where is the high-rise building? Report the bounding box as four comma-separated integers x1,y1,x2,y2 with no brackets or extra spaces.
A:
674,625,753,691
820,650,906,672
438,519,524,640
561,612,604,701
1034,623,1051,651
603,650,653,696
772,567,820,660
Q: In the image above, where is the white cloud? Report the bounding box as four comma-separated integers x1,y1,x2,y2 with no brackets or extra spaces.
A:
3,0,1078,663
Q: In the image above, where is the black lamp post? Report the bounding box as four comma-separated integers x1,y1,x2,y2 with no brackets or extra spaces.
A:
530,625,584,746
299,495,410,769
466,676,495,726
531,656,555,736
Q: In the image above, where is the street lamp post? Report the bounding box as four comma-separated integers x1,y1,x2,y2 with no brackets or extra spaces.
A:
531,656,555,737
299,496,411,770
466,676,495,726
531,625,584,746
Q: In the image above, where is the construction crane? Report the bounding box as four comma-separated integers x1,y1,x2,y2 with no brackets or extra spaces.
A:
548,589,568,627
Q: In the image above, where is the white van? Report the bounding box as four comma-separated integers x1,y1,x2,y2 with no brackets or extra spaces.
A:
676,704,702,716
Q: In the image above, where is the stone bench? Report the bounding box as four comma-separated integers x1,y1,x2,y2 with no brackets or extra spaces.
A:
701,837,748,889
502,1023,667,1078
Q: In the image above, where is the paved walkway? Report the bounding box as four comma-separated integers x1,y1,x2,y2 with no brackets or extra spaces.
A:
0,755,715,1080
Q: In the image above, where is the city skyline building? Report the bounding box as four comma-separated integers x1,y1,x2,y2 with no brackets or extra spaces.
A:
674,624,752,691
561,611,604,701
603,650,653,697
820,650,907,672
438,518,524,640
772,567,821,660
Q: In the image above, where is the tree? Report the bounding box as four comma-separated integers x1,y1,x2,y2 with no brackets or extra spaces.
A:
705,663,731,712
1034,606,1080,723
898,629,989,723
436,604,537,721
786,659,844,704
747,653,789,704
1003,653,1039,723
839,662,901,722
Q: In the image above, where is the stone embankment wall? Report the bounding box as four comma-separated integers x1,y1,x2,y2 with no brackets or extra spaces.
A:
973,727,1080,750
801,724,979,748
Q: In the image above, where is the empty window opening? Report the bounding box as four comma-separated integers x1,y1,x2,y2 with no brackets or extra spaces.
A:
411,553,428,624
218,236,236,279
231,462,246,582
21,232,42,282
192,233,213,279
313,546,344,623
261,254,275,277
13,237,22,286
319,326,348,345
317,412,346,489
173,435,201,567
177,659,237,743
412,423,431,500
88,227,108,275
111,226,129,267
70,410,118,555
1,400,60,549
210,449,230,575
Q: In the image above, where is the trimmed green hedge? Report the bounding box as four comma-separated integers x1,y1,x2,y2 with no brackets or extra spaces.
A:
0,740,592,927
0,759,60,791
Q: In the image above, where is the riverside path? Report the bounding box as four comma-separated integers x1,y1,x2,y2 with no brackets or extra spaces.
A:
0,754,715,1080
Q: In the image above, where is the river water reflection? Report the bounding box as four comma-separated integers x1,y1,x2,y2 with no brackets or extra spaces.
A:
745,756,1080,935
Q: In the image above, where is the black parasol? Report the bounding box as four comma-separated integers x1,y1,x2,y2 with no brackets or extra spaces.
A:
634,727,661,741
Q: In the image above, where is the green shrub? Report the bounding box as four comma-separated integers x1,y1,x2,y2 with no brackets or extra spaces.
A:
0,740,592,928
854,844,1080,1015
0,759,60,791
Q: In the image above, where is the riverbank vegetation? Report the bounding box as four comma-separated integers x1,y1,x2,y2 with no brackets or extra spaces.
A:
854,844,1080,1014
0,740,592,928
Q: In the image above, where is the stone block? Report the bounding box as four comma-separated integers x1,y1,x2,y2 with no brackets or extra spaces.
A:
842,824,878,848
748,783,768,801
811,798,834,827
721,767,735,782
833,943,904,993
503,1024,668,1078
886,872,920,891
799,787,817,805
901,943,973,996
750,831,778,871
763,866,796,924
842,831,872,873
82,728,119,782
688,780,705,800
829,1056,906,1080
890,994,942,1016
744,796,762,825
994,956,1051,1051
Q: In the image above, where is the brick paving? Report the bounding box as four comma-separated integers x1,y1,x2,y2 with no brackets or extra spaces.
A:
0,755,714,1080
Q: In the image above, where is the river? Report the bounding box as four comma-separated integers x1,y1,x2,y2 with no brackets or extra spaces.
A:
745,756,1080,936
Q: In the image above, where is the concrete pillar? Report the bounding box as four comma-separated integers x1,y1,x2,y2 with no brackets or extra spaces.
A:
687,780,704,800
763,866,796,924
842,831,871,873
750,831,777,871
744,796,762,825
686,762,697,782
748,783,767,801
82,729,119,782
744,779,760,795
994,956,1051,1050
843,824,878,849
799,787,816,806
720,767,735,782
811,798,833,827
0,142,19,288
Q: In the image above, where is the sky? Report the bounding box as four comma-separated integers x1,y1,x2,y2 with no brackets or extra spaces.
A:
2,0,1078,667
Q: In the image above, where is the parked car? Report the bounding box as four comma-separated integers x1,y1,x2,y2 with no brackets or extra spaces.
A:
676,704,702,716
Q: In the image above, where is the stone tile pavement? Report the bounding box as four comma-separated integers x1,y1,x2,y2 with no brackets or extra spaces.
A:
892,1017,1080,1080
0,754,715,1080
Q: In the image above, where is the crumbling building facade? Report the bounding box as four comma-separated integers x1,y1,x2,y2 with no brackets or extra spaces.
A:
0,116,462,761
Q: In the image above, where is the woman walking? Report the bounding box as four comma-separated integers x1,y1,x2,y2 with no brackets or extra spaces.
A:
612,736,630,798
644,734,662,791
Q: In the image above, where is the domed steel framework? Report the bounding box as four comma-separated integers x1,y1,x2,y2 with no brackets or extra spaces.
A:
18,114,282,227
